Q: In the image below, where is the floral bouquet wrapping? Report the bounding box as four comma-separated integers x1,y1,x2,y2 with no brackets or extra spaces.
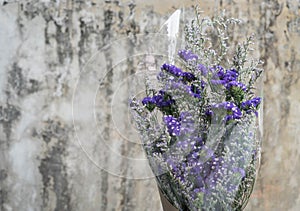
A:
130,9,263,211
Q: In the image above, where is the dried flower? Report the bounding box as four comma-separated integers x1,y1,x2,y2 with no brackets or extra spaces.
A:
130,9,262,211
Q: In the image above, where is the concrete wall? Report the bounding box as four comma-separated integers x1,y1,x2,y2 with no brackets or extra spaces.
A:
0,0,299,210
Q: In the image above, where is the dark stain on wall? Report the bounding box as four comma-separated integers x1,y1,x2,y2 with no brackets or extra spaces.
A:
22,1,39,20
54,13,74,65
37,119,71,211
0,169,8,211
0,188,8,211
8,63,25,96
102,8,114,44
0,103,20,210
118,10,124,27
78,15,95,67
101,4,115,98
0,169,8,181
0,103,21,141
98,3,118,209
8,62,41,96
27,79,40,94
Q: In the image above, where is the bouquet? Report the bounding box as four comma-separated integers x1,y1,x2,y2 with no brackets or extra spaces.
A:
130,9,263,211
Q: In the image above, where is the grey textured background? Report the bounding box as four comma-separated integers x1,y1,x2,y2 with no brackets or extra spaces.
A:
0,0,300,211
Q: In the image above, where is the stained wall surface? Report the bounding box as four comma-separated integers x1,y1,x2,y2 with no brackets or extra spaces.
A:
0,1,299,211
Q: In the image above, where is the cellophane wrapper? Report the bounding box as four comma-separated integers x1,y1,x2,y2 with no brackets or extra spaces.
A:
130,9,263,211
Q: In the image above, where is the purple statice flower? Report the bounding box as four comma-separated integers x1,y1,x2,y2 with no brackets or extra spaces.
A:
205,109,213,117
154,95,171,107
153,90,175,108
142,96,156,112
161,63,198,86
190,84,201,98
141,90,177,112
178,49,199,61
210,65,225,74
226,81,247,91
241,97,261,116
215,102,242,121
211,67,239,86
241,97,261,110
161,63,183,77
251,97,261,107
164,115,181,136
216,68,226,79
224,68,239,82
182,72,197,82
142,96,156,105
161,63,197,83
197,64,208,76
164,112,196,137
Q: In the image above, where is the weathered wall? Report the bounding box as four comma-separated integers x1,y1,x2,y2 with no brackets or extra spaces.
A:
0,0,299,211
